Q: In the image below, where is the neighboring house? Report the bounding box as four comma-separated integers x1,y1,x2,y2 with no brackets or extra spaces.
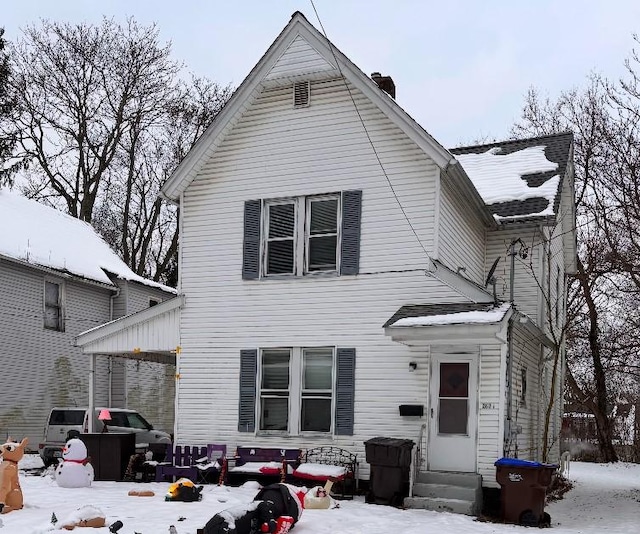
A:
0,189,176,450
76,11,576,508
562,400,639,461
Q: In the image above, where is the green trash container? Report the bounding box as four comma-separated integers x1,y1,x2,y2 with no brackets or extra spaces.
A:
495,457,558,526
364,437,414,506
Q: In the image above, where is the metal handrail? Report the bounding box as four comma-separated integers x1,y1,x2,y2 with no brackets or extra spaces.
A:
409,423,427,497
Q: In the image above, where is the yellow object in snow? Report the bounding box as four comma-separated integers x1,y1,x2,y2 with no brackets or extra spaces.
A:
166,478,196,500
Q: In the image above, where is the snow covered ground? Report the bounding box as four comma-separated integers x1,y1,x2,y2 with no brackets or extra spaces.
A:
2,456,639,534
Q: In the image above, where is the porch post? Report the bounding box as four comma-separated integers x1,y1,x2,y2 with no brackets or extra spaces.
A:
88,353,96,433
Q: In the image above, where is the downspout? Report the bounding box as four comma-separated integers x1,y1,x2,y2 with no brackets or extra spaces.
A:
505,318,514,456
505,238,527,456
108,285,121,408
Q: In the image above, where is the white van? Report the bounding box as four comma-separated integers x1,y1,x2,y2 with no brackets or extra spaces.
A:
39,407,172,466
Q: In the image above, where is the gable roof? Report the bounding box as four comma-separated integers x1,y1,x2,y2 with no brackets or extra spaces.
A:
450,132,573,221
160,11,460,202
0,188,175,292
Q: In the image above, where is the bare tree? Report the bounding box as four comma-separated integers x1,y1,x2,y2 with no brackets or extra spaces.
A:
513,79,621,462
0,27,24,185
93,77,232,282
8,18,232,282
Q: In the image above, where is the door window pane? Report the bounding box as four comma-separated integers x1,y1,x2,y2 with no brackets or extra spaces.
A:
438,399,468,434
438,362,469,435
439,363,469,397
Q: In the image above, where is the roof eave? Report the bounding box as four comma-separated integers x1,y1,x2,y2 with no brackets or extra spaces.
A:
75,294,184,346
385,310,512,347
0,252,116,290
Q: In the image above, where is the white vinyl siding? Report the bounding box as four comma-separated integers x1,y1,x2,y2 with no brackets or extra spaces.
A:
485,228,543,323
477,343,505,489
265,35,336,81
507,324,541,461
176,77,456,475
0,260,113,450
438,176,486,284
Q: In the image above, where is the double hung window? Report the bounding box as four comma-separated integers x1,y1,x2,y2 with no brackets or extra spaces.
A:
259,347,334,434
263,195,339,277
44,280,64,331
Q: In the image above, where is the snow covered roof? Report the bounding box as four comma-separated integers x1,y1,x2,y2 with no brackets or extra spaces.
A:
0,188,176,292
451,132,573,221
384,302,511,328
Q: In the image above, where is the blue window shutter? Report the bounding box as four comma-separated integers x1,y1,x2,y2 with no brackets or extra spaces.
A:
242,200,262,280
335,347,356,435
340,190,362,275
238,349,257,432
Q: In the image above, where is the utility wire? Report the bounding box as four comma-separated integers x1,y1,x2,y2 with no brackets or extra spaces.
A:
309,0,431,261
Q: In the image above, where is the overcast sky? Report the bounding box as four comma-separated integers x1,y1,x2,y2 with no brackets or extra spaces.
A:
4,1,640,147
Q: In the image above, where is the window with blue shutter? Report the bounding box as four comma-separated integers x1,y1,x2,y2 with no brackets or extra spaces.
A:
240,347,355,436
238,349,258,432
335,347,356,435
242,191,362,279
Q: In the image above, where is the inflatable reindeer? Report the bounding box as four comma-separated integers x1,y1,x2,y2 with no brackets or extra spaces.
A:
0,437,28,513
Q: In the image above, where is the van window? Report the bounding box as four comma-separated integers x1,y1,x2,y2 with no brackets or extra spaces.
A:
50,410,84,425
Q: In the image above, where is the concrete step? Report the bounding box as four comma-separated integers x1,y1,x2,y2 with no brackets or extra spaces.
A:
404,496,477,515
414,471,482,488
412,482,478,501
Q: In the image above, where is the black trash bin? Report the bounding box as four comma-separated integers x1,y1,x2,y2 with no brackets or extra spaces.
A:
364,437,414,506
495,457,558,526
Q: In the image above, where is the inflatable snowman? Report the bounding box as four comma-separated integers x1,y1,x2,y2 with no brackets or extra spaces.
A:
55,438,94,488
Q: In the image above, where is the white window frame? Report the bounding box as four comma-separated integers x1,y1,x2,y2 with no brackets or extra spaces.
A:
257,346,336,436
261,194,341,278
44,279,65,332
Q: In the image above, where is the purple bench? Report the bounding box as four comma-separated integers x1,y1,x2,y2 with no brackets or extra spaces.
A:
226,446,301,484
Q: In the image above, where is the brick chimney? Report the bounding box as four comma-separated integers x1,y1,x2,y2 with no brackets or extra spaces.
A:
370,72,396,99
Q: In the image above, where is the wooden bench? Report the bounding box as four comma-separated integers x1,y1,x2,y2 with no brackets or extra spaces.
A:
226,446,301,485
292,446,358,499
155,443,227,484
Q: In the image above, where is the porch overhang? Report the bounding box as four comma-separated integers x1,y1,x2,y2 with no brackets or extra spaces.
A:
75,295,184,365
383,302,513,347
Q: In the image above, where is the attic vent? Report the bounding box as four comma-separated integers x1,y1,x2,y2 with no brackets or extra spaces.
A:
293,81,310,108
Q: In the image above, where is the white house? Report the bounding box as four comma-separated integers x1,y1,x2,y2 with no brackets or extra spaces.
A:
76,12,576,514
